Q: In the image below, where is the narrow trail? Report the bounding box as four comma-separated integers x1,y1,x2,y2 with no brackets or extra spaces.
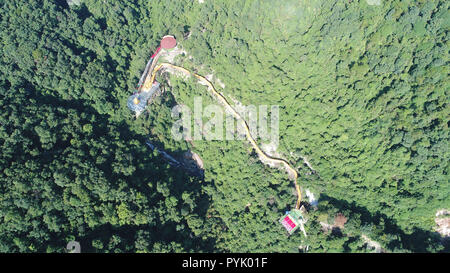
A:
147,62,303,209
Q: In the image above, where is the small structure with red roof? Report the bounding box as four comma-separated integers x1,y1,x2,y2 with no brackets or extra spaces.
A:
160,35,177,50
280,209,304,235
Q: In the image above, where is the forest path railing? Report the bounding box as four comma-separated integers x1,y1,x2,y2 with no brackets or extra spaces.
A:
148,62,303,209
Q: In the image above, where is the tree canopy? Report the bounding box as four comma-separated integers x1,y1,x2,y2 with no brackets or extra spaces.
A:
0,0,448,252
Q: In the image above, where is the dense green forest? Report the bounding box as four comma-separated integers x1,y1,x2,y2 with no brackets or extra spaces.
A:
0,0,448,252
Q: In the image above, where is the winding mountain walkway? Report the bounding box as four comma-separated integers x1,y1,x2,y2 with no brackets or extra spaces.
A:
149,62,303,209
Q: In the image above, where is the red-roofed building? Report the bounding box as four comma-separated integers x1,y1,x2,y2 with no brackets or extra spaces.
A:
161,35,177,49
280,210,304,234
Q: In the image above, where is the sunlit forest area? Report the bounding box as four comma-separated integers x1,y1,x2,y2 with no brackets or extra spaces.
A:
0,0,448,252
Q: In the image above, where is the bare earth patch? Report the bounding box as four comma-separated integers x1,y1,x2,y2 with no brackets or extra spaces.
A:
435,209,450,239
361,234,384,253
334,213,347,229
160,46,187,64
